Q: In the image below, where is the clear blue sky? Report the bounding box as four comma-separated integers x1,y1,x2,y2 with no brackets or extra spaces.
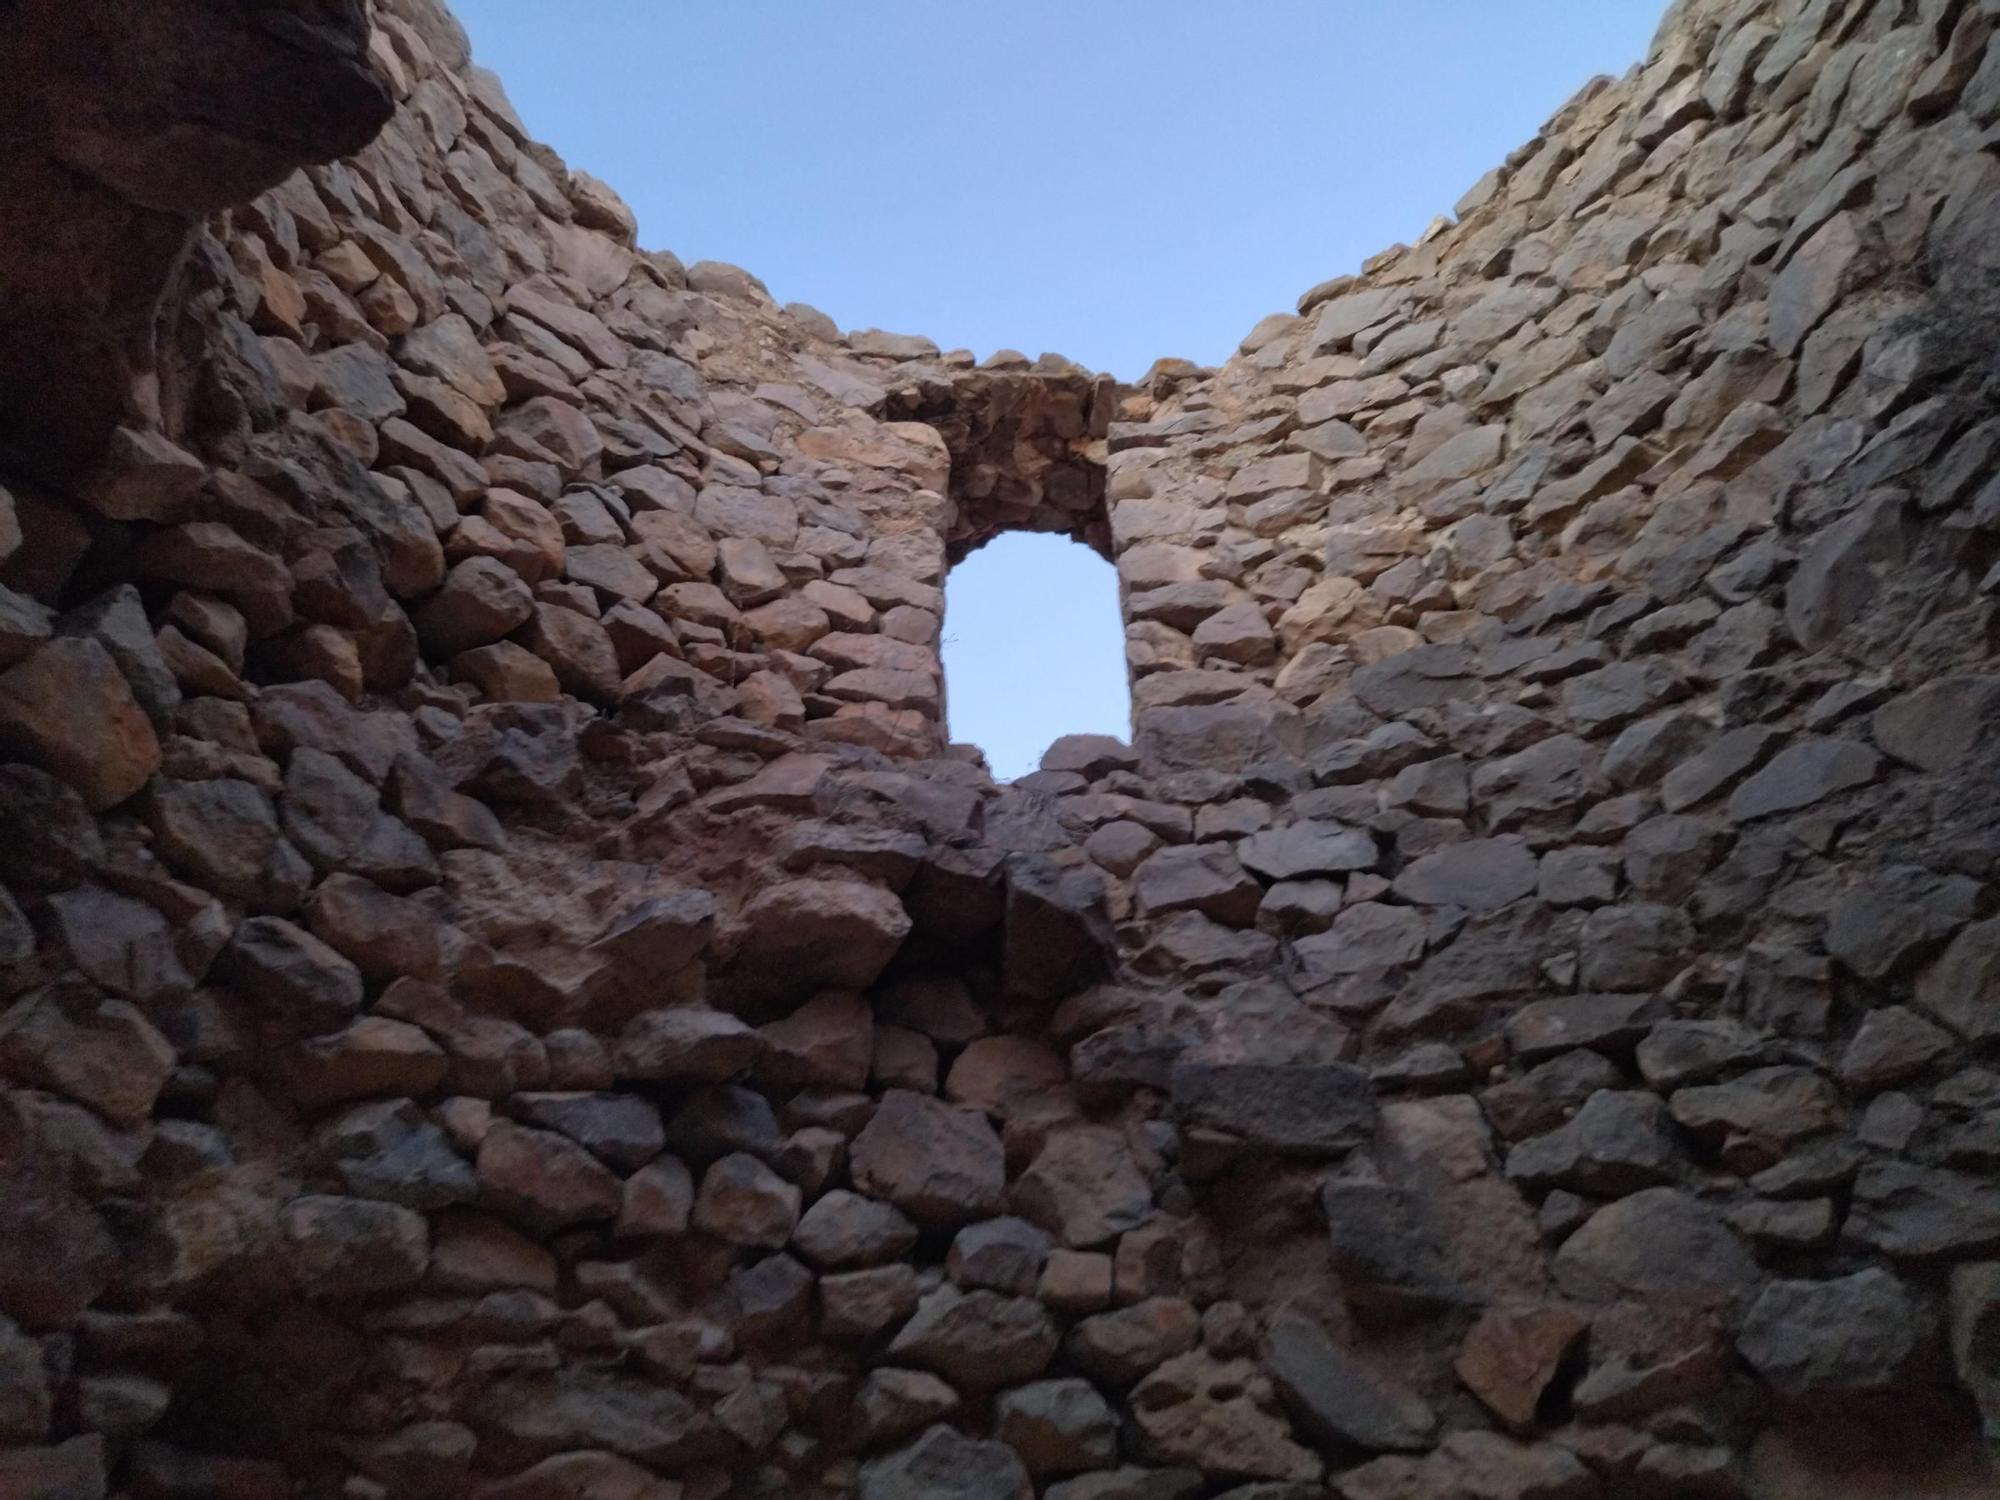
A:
453,1,1663,777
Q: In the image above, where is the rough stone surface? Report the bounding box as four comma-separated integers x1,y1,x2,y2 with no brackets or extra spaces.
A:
1,2,1997,1494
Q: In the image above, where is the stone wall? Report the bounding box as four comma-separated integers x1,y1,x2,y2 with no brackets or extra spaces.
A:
3,0,2000,1496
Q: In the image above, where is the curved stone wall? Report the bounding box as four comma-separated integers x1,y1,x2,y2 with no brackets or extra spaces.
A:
2,0,2000,1497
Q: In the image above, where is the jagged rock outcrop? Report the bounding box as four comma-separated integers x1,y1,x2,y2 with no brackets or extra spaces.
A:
3,0,2000,1496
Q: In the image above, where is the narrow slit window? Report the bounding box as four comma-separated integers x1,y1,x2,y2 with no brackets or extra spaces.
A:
942,533,1131,781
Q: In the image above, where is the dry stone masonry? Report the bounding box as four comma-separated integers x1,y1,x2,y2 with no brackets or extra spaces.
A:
2,0,2000,1496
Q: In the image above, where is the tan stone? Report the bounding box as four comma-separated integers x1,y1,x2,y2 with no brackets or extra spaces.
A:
0,638,161,809
1454,1304,1589,1429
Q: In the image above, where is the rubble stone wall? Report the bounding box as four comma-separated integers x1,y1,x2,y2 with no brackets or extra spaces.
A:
4,0,2000,1497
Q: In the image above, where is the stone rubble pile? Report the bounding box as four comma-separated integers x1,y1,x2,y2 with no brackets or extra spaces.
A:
2,0,2000,1496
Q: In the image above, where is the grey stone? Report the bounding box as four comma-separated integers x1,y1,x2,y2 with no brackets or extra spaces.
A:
1067,1298,1203,1385
1045,1470,1203,1500
1171,1062,1375,1158
1661,726,1783,812
1725,737,1879,821
995,1378,1118,1475
1291,903,1428,982
1238,821,1379,881
1505,1091,1681,1195
1553,1189,1758,1306
511,1092,664,1172
1635,1018,1768,1089
1844,1162,2000,1260
470,1368,711,1469
852,1090,1006,1228
856,1368,960,1448
1481,1049,1625,1142
1562,661,1686,736
948,1216,1053,1294
1785,494,1907,650
218,916,365,1033
1134,843,1266,931
1872,675,2000,772
1505,992,1663,1066
318,1099,477,1211
1917,917,2000,1043
862,1424,1030,1500
887,1286,1060,1389
1578,903,1692,991
1321,1181,1463,1315
794,1190,919,1270
1264,1313,1437,1453
1013,1127,1154,1249
1668,1066,1844,1173
1392,838,1537,911
1839,1007,1954,1091
1825,866,1980,981
1949,1262,2000,1448
1737,1269,1923,1396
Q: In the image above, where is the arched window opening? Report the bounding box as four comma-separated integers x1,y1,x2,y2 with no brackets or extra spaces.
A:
943,533,1130,781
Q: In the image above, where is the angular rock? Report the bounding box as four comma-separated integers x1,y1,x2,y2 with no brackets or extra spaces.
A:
949,1217,1054,1295
1825,866,1980,982
1506,993,1664,1065
851,1090,1006,1228
280,1195,428,1294
470,1368,711,1469
1505,1091,1680,1195
861,1424,1031,1500
1321,1181,1463,1316
1916,917,2000,1044
1264,1313,1437,1453
1453,1304,1588,1429
1737,1268,1922,1397
1786,493,1907,650
758,991,873,1092
1725,737,1879,821
1553,1189,1758,1307
615,1009,761,1083
1668,1065,1843,1173
1069,1298,1203,1385
1130,1352,1321,1483
1392,838,1537,911
1013,1124,1154,1248
0,637,160,809
1171,1062,1375,1159
794,1189,918,1269
1134,843,1263,926
477,1121,622,1233
1237,821,1378,881
887,1285,1060,1388
0,983,175,1128
692,1151,800,1248
1872,676,2000,773
995,1378,1119,1476
1843,1162,2000,1260
1839,1006,1953,1091
416,557,534,658
512,1092,664,1172
856,1368,961,1449
729,880,911,1000
1003,854,1115,1002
